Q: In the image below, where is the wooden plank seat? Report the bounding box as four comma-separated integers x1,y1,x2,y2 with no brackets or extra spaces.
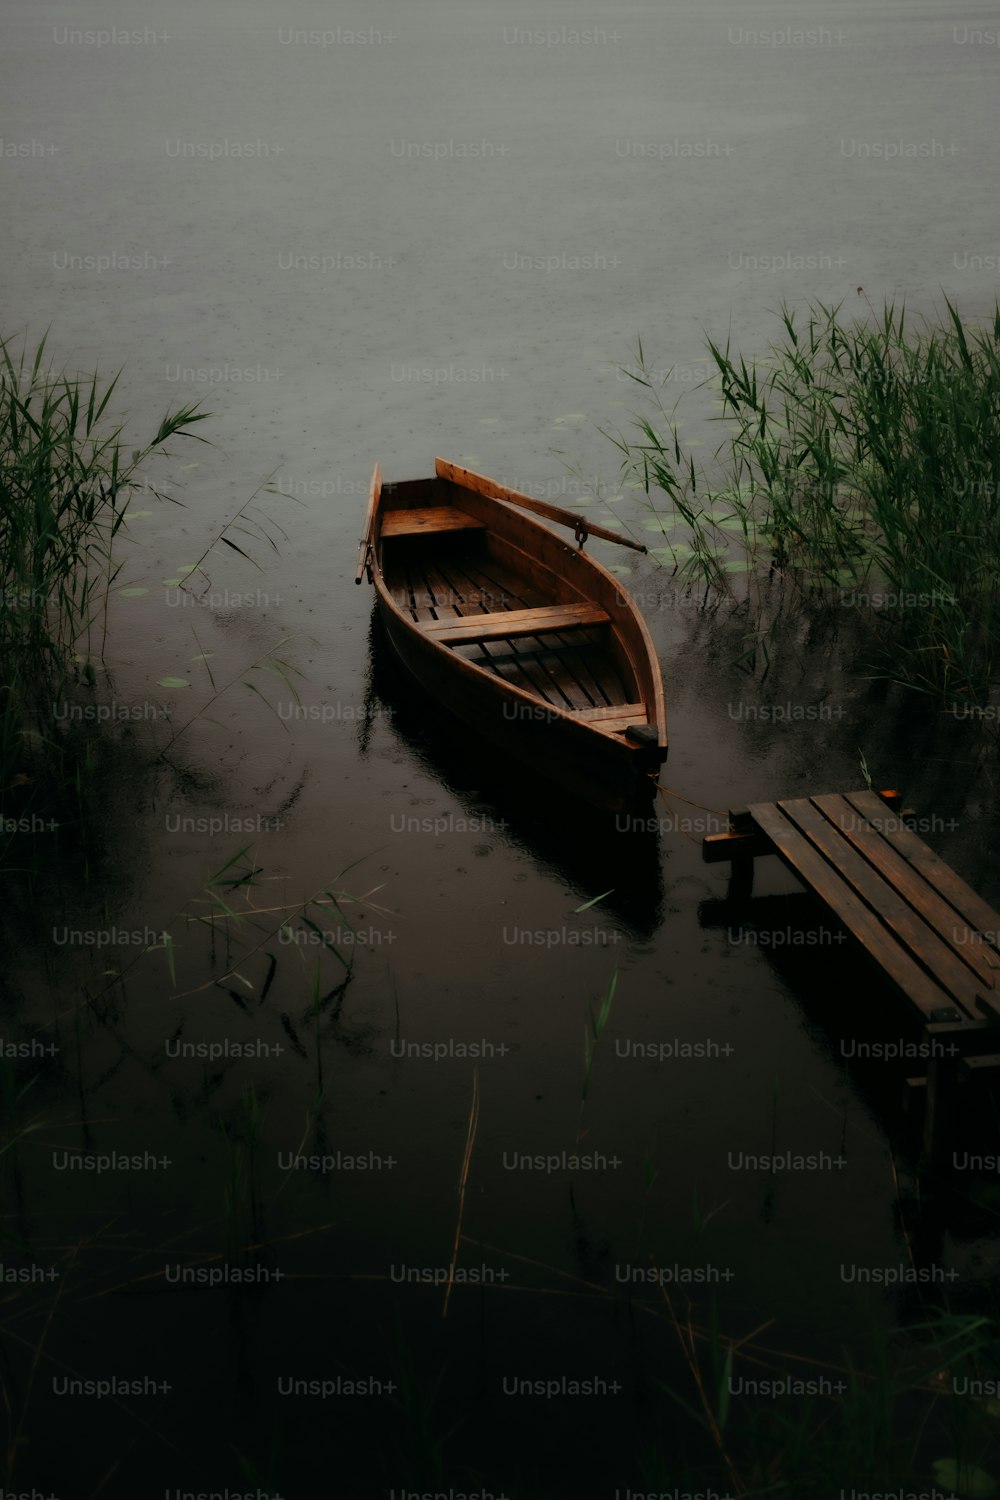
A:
568,703,648,734
380,507,487,537
421,602,609,646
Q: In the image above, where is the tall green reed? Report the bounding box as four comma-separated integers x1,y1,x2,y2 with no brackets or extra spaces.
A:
0,330,208,797
606,298,1000,704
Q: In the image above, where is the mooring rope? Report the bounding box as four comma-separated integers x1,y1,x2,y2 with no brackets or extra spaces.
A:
653,782,728,816
652,781,729,847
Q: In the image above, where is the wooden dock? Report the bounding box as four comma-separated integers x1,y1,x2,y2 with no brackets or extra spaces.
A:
703,788,1000,1160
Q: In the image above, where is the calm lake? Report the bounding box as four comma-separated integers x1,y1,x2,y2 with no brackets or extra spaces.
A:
3,0,1000,1492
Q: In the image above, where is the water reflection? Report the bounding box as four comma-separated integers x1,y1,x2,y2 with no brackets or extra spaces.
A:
361,612,666,938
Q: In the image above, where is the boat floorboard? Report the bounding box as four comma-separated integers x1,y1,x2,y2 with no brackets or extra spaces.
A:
456,554,625,709
384,535,631,710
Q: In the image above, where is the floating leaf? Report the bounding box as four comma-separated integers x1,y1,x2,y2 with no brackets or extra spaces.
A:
191,653,214,662
650,544,696,561
124,509,153,519
179,463,199,470
162,577,182,586
176,565,198,575
119,587,149,597
157,677,190,688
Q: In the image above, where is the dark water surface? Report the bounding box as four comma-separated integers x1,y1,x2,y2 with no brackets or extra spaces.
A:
3,0,1000,1493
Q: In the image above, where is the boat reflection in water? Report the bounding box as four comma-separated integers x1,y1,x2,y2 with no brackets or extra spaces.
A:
360,611,666,941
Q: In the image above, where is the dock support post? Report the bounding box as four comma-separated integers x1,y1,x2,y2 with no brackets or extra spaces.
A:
728,857,755,902
923,1051,958,1169
725,808,757,900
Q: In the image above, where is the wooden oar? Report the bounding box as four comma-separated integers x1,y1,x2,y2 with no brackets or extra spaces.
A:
434,457,647,554
355,461,381,583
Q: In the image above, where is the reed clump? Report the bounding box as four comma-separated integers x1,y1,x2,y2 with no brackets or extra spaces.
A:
0,330,208,801
608,297,1000,705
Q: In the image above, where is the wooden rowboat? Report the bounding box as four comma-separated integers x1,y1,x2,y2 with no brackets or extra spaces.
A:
356,458,667,812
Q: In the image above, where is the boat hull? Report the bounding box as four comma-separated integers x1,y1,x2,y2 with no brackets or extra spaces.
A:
377,600,662,813
360,459,668,815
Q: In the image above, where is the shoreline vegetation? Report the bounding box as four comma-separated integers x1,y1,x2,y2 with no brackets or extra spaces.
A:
0,328,208,809
606,295,1000,707
4,326,1000,1491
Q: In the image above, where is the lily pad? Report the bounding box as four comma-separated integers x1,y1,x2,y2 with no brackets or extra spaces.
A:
162,578,183,587
157,677,190,688
176,565,198,575
650,544,696,562
119,587,149,598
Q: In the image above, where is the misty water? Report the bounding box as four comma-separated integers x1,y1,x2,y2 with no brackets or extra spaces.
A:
3,0,1000,1492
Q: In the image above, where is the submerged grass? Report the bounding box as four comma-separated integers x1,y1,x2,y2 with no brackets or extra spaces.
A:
606,297,1000,705
576,965,617,1145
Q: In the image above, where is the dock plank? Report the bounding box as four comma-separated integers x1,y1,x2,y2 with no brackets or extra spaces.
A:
775,797,985,1015
844,790,1000,944
746,799,962,1020
811,793,1000,995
